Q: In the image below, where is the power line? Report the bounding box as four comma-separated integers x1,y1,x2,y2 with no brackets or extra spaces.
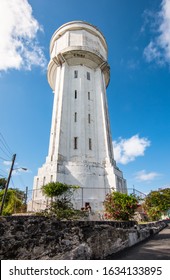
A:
0,145,12,159
18,174,26,188
0,169,7,176
0,140,12,158
0,156,11,162
11,177,16,189
0,132,13,156
0,174,6,178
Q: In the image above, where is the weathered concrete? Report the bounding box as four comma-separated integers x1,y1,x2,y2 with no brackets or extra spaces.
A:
0,216,166,260
107,223,170,260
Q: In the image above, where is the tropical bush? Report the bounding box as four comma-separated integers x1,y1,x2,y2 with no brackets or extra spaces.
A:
0,178,7,190
104,191,138,221
41,182,85,220
0,188,26,215
42,182,79,197
143,188,170,221
145,206,161,221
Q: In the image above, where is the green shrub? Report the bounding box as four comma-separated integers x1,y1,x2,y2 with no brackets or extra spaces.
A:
41,182,85,220
104,191,138,221
0,189,25,215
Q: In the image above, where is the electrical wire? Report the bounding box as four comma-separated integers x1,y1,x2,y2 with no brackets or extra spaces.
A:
0,168,7,176
11,177,16,189
0,146,12,159
0,132,13,156
0,174,6,178
0,156,11,162
0,133,15,185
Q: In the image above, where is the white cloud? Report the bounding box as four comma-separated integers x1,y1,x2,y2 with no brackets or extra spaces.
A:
12,168,30,176
144,42,163,64
160,183,170,189
144,0,170,66
0,0,47,71
2,160,30,175
3,160,12,166
134,170,161,182
113,134,150,164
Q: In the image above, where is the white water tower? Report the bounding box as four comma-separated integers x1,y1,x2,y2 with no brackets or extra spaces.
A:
31,21,127,211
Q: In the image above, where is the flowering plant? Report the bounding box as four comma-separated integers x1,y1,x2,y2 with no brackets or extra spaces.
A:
103,191,138,221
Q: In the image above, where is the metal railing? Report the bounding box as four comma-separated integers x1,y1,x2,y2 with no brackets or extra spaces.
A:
26,186,113,212
26,186,145,213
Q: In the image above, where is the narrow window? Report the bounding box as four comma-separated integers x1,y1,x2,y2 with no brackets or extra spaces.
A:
35,178,39,196
74,137,78,149
75,90,77,99
87,72,90,80
88,91,90,100
43,176,46,186
89,138,92,150
88,114,91,124
50,175,53,182
74,70,78,78
74,112,77,122
35,178,39,198
36,178,39,188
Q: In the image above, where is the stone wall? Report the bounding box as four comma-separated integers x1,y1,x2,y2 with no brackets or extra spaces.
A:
0,216,166,260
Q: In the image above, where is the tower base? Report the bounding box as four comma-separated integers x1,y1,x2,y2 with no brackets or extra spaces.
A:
28,159,127,212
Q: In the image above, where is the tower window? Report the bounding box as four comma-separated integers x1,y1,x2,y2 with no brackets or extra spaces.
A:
50,175,53,182
74,70,78,78
75,90,77,99
88,91,90,100
87,72,90,80
89,138,92,150
36,178,39,188
74,137,78,149
43,176,46,186
57,164,60,172
74,112,77,122
88,114,91,124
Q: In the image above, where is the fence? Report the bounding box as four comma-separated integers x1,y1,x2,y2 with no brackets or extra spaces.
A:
27,186,113,213
128,187,146,201
26,186,145,213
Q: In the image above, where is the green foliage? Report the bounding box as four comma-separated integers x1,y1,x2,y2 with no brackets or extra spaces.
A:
0,188,25,215
41,182,82,220
0,178,7,190
45,201,87,220
144,188,170,221
42,182,79,198
104,191,138,221
146,207,162,221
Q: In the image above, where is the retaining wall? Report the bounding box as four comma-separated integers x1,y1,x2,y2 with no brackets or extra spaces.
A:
0,216,166,260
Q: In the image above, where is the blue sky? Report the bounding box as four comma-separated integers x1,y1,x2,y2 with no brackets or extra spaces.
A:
0,0,170,196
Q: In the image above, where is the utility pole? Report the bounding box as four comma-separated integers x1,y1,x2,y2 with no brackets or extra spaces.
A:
0,154,16,215
25,186,28,205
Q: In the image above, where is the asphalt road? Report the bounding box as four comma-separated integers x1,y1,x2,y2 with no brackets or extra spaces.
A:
107,224,170,260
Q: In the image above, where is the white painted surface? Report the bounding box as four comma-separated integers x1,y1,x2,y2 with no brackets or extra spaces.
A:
29,21,127,212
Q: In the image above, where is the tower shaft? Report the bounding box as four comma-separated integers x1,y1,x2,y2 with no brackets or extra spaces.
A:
31,21,127,211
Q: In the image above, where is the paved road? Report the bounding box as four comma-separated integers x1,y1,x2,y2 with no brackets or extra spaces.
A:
107,224,170,260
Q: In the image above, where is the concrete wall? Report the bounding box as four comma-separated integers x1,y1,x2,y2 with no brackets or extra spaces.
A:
0,216,166,260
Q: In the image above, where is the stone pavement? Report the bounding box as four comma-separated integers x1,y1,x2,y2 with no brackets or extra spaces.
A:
107,223,170,260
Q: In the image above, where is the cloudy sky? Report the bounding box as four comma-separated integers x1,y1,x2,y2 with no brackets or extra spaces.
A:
0,0,170,195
